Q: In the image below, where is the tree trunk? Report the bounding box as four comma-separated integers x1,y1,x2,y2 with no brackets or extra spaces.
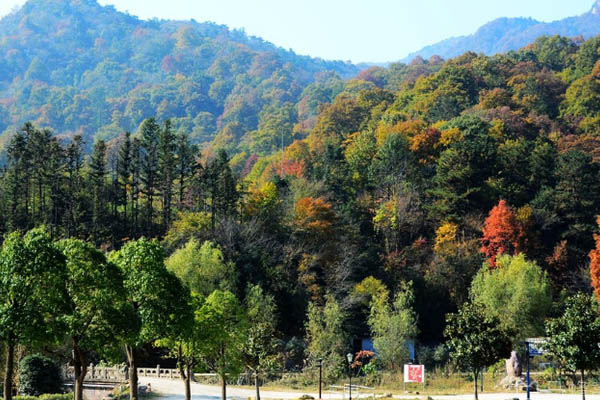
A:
73,339,88,400
473,370,478,400
255,372,260,400
581,369,586,400
178,358,192,400
4,340,14,400
126,346,139,400
221,375,226,400
184,367,191,400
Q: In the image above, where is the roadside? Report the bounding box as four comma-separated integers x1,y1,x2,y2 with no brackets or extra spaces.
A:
140,377,600,400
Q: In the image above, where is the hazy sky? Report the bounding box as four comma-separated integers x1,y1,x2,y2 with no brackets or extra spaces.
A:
0,0,596,62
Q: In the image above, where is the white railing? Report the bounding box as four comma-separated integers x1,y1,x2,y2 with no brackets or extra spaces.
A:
64,364,184,382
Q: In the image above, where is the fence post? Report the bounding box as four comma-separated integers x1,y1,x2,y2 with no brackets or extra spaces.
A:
90,363,95,380
157,364,161,378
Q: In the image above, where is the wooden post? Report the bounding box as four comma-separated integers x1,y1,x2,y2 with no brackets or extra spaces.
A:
90,363,95,380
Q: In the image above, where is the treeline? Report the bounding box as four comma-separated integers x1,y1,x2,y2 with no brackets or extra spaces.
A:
0,119,237,245
0,229,281,400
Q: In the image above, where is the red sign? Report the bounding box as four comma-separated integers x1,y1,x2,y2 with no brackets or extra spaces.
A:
403,364,425,383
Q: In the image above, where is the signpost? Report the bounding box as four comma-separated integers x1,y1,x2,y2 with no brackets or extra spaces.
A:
403,364,425,392
524,338,547,400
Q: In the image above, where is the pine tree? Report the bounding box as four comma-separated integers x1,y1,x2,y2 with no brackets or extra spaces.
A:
5,126,32,230
117,132,132,227
130,138,142,238
174,133,198,209
65,135,85,237
89,140,107,243
157,120,176,231
140,118,160,236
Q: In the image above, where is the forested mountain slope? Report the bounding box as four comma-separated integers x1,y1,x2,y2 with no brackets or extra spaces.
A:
4,32,600,344
403,1,600,62
0,0,358,150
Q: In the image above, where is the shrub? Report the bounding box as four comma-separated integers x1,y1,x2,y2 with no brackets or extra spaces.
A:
18,355,64,396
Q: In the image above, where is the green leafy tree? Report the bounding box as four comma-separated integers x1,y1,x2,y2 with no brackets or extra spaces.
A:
110,238,190,400
165,239,236,296
0,229,67,400
444,302,512,400
57,238,137,400
368,281,418,371
545,293,600,400
470,254,552,342
197,290,248,400
156,293,204,400
305,294,347,381
244,284,280,400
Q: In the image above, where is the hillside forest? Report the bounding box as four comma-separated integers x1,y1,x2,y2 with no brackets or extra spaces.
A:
4,2,600,397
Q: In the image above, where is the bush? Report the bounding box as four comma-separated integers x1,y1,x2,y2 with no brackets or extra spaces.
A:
38,395,72,400
18,355,64,396
11,395,72,400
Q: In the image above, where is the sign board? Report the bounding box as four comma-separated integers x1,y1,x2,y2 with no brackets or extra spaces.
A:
403,364,425,383
526,338,547,356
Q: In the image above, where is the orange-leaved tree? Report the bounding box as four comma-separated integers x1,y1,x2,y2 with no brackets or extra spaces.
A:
480,200,523,268
589,217,600,303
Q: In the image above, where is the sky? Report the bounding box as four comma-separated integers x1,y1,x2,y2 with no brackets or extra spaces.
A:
0,0,596,63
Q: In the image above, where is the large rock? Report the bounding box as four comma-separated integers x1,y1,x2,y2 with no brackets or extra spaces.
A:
506,351,522,377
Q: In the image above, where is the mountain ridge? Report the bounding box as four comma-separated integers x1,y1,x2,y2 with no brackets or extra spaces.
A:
0,0,359,149
402,1,600,62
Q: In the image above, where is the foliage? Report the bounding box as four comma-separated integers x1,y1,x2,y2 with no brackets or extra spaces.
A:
545,293,600,399
0,229,66,400
470,253,552,342
17,355,63,396
110,237,191,400
444,302,512,400
368,282,418,371
479,200,525,267
57,238,135,400
305,295,347,381
590,217,600,303
196,290,248,400
244,284,280,400
166,239,235,296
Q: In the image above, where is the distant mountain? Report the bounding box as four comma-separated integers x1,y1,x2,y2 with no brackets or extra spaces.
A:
0,0,359,149
403,1,600,62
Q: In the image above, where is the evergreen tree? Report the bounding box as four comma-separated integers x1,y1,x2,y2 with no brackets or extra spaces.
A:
140,118,160,236
64,135,85,238
157,120,176,231
89,140,107,243
175,133,198,209
117,132,132,228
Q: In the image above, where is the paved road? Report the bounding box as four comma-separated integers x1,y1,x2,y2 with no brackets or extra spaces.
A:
140,377,600,400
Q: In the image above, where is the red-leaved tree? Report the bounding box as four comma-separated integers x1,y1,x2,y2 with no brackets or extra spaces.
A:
589,217,600,303
480,200,523,268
